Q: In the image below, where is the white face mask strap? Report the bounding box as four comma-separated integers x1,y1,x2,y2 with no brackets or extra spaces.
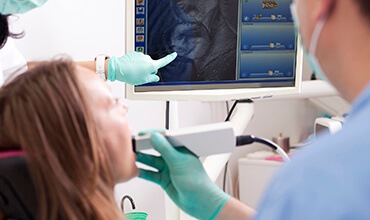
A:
290,3,298,23
309,15,328,55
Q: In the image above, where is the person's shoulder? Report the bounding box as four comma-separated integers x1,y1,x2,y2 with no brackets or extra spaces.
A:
0,38,16,56
254,129,370,219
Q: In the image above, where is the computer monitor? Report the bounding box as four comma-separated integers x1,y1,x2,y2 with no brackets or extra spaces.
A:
125,0,303,101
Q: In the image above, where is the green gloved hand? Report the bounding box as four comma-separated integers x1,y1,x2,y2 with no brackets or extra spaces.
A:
136,132,230,220
107,51,177,85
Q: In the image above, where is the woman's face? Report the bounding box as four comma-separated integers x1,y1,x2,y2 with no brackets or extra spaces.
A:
76,66,138,182
170,23,210,59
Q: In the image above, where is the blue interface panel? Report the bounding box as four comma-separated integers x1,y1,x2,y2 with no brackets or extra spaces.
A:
134,0,296,91
239,0,295,81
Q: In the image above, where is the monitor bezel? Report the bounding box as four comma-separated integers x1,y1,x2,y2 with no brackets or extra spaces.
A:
124,0,303,101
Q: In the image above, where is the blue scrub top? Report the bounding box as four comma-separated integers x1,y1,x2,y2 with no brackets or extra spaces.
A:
253,84,370,220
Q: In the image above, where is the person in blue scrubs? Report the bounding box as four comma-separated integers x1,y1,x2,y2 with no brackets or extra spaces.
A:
137,0,370,219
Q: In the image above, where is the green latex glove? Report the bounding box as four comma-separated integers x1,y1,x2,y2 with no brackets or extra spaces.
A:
108,51,177,85
136,132,230,220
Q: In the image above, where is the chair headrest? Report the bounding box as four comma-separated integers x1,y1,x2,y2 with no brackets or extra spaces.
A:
0,150,36,220
0,150,25,159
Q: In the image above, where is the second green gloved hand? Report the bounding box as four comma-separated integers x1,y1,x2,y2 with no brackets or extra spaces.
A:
107,51,177,85
136,132,230,220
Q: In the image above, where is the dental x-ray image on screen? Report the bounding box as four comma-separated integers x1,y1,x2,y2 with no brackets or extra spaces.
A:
126,0,303,101
146,0,238,82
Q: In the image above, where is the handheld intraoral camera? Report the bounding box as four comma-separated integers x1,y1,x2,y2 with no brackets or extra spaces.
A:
132,122,235,157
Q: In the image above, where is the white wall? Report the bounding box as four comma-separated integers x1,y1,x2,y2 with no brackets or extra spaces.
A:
11,0,321,219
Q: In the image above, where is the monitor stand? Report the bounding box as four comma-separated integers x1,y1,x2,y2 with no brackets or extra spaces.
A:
165,100,255,220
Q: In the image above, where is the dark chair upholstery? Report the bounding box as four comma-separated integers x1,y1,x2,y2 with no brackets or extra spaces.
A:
0,151,36,220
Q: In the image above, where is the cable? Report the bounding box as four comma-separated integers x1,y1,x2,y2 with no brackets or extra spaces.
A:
236,135,291,162
120,195,136,213
224,100,239,121
222,99,254,192
221,100,239,192
165,101,170,130
224,99,253,122
222,99,241,192
222,161,229,192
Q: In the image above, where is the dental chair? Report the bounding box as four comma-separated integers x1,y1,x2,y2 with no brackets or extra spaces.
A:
0,150,37,220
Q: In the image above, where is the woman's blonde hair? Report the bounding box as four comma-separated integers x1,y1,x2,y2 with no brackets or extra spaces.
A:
0,59,123,219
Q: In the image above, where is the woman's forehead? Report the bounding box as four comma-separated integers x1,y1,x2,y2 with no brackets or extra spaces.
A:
76,65,112,99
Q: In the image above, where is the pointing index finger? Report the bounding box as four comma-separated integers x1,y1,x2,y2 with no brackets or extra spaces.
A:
154,52,178,69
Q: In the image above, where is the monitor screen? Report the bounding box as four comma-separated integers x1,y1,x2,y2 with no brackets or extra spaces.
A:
125,0,303,101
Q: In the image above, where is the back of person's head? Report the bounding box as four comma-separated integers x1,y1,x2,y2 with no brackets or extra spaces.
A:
0,59,123,219
0,14,11,48
0,14,24,49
